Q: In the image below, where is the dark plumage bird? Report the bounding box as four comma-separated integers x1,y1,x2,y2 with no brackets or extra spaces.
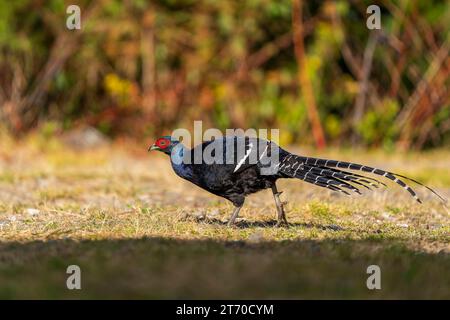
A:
149,135,446,226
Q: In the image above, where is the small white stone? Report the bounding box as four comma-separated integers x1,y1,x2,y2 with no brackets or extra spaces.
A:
381,212,393,220
209,209,220,216
26,208,40,216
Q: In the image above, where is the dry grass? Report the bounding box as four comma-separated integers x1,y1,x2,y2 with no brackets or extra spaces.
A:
0,134,449,299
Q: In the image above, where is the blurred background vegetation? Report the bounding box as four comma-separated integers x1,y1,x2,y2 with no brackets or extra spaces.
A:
0,0,448,150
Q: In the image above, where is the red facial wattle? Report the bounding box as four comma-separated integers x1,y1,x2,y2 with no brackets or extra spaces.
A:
156,138,170,149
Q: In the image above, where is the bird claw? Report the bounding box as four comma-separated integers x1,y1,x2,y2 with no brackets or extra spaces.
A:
227,220,237,227
275,221,289,228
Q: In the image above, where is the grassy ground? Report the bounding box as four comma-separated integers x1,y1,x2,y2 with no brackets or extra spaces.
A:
0,134,449,299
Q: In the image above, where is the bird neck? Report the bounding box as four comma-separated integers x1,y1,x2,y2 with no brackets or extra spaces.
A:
170,143,193,180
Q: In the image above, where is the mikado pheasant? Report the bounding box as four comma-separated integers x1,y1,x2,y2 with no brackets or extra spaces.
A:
149,135,445,226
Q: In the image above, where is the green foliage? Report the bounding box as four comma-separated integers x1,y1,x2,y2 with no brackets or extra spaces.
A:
357,98,399,147
0,0,448,149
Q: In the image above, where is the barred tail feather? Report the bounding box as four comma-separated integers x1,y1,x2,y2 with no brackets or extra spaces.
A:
316,166,387,187
298,171,362,194
278,154,447,204
389,172,447,204
302,165,381,190
301,175,351,195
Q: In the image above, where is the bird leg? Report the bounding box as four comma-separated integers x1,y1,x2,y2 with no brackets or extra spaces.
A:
227,205,243,227
272,184,288,227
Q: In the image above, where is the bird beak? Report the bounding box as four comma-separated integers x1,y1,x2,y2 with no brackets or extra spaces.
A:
148,144,159,152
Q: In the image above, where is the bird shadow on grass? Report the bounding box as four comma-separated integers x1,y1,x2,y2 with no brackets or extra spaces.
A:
0,236,448,299
190,216,347,231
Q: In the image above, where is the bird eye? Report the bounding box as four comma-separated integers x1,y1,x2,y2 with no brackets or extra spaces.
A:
157,138,170,148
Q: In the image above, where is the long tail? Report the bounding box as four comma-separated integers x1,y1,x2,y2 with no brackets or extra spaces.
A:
277,154,447,204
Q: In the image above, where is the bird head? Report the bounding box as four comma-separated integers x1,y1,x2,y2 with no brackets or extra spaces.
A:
148,135,180,155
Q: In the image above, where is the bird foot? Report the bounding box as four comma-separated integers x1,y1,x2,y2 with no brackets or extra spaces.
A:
227,217,245,227
275,220,289,228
